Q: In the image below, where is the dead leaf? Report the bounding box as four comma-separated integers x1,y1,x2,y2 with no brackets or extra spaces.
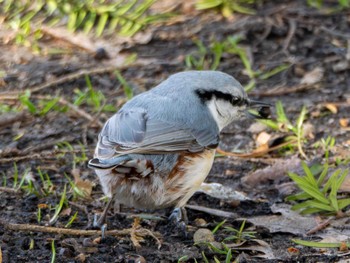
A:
71,169,93,199
60,207,72,217
248,122,268,134
0,245,2,263
241,156,301,187
339,242,348,252
340,118,349,127
256,131,271,146
300,67,324,85
38,203,48,209
324,103,338,114
227,239,276,259
75,253,86,263
199,182,250,201
245,204,318,236
303,122,315,139
287,247,300,255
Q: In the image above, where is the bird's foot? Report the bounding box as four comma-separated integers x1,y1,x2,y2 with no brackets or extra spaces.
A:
169,207,188,237
91,197,115,238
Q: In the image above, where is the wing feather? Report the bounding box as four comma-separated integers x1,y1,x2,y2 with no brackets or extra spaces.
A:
95,108,218,159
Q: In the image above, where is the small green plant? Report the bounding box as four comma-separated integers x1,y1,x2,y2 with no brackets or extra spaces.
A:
114,70,134,100
73,75,117,112
185,39,225,71
196,0,258,17
56,141,88,169
195,220,256,262
65,211,78,228
1,0,167,48
37,168,54,195
223,220,256,243
185,36,290,91
307,0,350,9
287,161,350,216
259,101,308,158
50,239,56,263
49,184,68,225
292,238,350,249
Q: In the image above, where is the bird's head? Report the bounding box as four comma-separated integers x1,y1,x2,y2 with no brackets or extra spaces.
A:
192,71,270,130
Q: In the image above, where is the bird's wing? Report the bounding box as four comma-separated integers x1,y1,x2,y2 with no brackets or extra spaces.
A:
94,108,219,160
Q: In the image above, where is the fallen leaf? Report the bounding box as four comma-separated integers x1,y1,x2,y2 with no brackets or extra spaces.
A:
60,207,72,217
241,156,301,187
256,131,271,146
339,242,348,252
37,203,48,209
300,67,324,85
71,169,93,199
324,103,338,114
75,253,86,263
199,182,250,201
245,203,318,236
227,239,276,259
340,118,349,127
287,247,300,255
248,122,268,134
303,122,315,139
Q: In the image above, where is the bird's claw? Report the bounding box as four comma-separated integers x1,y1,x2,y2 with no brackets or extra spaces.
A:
169,207,188,236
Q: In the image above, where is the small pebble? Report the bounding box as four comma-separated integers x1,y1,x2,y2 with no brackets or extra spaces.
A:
193,228,215,243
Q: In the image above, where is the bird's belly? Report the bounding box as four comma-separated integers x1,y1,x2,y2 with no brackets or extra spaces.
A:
95,149,216,210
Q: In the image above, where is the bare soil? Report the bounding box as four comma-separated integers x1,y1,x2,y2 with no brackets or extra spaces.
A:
1,1,350,262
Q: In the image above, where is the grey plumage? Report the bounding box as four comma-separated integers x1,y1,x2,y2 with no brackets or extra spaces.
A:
92,71,246,164
88,70,263,214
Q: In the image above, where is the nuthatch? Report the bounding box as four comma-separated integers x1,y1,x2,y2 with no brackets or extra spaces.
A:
89,71,270,228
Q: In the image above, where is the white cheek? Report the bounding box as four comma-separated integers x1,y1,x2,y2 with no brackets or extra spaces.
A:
207,100,236,131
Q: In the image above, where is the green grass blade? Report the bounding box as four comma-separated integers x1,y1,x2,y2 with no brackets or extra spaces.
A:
338,198,350,210
317,163,329,186
49,184,67,225
301,161,318,187
323,169,342,193
296,105,307,159
96,13,109,36
288,172,329,204
50,240,56,263
212,220,226,234
292,239,349,248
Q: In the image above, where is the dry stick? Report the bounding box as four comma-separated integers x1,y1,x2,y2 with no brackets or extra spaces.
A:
0,187,22,194
250,83,321,97
0,64,144,99
2,67,116,97
282,19,297,52
58,97,103,128
186,204,238,219
217,139,298,158
306,217,333,235
0,148,93,164
0,218,130,237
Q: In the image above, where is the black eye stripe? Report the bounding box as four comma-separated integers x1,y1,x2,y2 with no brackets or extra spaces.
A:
195,89,247,106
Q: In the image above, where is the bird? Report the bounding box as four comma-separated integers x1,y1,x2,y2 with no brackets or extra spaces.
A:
88,70,270,228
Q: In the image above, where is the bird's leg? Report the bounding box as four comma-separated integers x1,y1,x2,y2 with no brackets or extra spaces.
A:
169,207,188,224
169,207,188,235
93,195,115,238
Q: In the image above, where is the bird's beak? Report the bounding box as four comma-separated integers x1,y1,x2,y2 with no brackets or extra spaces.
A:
246,99,272,119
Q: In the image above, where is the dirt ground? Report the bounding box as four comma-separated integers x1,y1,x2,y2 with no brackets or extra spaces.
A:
1,0,350,262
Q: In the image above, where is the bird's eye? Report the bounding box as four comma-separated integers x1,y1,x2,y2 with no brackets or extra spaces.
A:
231,96,241,105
